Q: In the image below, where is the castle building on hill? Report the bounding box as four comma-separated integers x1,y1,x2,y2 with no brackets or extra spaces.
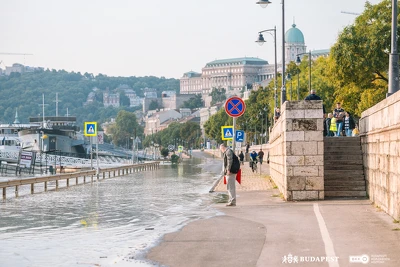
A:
180,23,330,106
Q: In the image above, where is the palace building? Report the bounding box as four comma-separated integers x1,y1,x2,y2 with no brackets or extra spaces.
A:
180,24,329,107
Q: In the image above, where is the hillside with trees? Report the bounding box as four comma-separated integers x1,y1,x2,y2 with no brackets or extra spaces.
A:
0,69,179,125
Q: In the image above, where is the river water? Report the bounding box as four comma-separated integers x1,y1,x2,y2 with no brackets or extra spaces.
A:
0,152,224,267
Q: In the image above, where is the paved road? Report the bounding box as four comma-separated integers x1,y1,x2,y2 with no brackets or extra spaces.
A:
147,157,400,267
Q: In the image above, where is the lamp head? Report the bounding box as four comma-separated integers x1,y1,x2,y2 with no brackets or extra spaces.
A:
296,55,301,66
256,0,272,8
256,33,266,46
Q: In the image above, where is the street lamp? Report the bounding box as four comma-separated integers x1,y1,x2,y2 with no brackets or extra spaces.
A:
256,26,278,112
388,0,399,97
256,0,286,104
130,137,134,164
296,50,312,93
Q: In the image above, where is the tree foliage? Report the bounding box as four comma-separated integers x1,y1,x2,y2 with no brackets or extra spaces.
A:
0,69,179,125
209,88,226,106
181,94,204,109
142,121,201,150
107,110,143,147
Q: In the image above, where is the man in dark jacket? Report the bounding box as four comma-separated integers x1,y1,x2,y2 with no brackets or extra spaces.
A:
220,143,236,206
305,89,326,114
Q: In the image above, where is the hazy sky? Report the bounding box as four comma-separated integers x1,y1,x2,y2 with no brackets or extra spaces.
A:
1,0,382,79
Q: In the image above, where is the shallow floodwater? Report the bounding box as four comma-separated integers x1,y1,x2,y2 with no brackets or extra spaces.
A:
0,154,224,267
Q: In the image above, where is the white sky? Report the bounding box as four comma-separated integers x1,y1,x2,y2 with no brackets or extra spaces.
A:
0,0,382,79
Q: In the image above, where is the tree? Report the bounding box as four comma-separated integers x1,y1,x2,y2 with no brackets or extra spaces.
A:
108,110,143,147
149,100,159,110
181,94,204,109
329,0,394,116
204,108,231,144
160,147,169,158
209,88,226,106
331,0,396,88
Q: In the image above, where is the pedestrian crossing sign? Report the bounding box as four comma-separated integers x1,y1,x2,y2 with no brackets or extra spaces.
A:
221,126,234,140
84,122,97,136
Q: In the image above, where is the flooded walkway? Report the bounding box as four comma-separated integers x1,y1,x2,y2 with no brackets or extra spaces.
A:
0,154,223,267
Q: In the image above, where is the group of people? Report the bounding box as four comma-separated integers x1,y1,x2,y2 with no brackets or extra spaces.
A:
325,102,358,137
238,148,265,167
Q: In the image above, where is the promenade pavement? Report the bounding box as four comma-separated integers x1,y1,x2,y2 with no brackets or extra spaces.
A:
146,156,400,267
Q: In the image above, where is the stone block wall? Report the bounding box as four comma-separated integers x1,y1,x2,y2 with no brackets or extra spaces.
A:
359,90,400,220
269,100,324,200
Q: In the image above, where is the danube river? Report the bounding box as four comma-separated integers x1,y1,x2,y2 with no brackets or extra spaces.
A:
0,151,224,267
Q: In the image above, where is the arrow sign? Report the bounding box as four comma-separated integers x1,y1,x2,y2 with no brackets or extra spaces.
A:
225,96,246,118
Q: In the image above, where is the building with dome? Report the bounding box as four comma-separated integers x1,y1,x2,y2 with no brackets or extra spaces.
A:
180,24,329,105
285,24,307,63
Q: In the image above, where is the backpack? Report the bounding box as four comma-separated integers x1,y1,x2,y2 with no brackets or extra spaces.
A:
230,153,241,174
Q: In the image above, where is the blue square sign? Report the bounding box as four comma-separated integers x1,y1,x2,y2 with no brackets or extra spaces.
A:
235,130,245,142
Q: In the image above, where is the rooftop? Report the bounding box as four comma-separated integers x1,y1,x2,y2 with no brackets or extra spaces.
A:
205,57,268,67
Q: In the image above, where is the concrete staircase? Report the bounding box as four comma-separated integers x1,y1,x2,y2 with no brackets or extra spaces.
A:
324,137,367,198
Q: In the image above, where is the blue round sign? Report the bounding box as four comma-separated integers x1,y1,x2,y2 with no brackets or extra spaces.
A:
225,97,246,117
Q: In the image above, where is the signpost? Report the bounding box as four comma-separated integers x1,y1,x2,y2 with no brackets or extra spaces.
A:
84,122,98,175
221,126,234,140
224,97,246,153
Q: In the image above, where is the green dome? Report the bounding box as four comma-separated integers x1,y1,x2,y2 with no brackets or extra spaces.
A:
285,24,304,44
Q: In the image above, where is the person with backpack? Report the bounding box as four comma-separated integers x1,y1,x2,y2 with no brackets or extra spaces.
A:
220,143,239,206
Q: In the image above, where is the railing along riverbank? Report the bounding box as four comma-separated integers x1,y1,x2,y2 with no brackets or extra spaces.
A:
0,161,160,200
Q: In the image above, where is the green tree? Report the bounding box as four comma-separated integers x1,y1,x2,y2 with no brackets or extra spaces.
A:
209,88,226,106
160,147,169,158
204,108,231,144
149,100,159,110
108,110,143,146
181,94,204,109
331,0,396,88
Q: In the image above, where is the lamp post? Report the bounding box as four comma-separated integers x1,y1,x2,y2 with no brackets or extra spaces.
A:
286,73,292,100
297,71,300,100
130,137,134,164
296,50,312,93
256,0,286,104
256,26,278,111
388,0,399,97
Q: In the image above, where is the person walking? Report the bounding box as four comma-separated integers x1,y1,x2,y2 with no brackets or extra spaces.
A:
258,149,264,164
343,112,356,137
238,151,244,165
220,143,236,207
334,102,345,136
245,142,250,154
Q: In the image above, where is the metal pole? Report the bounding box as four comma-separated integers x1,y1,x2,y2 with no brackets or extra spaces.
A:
281,0,286,104
96,137,99,176
297,73,300,100
274,26,278,112
388,0,399,97
90,137,93,170
309,50,312,92
232,118,236,154
132,138,136,164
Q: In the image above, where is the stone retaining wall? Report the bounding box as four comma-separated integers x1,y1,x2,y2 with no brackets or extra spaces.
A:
269,100,324,200
359,90,400,220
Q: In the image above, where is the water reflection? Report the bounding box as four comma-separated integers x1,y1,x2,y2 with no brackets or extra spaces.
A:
0,155,223,267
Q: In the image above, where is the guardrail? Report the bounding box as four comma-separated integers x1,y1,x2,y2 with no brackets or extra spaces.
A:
0,161,160,200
